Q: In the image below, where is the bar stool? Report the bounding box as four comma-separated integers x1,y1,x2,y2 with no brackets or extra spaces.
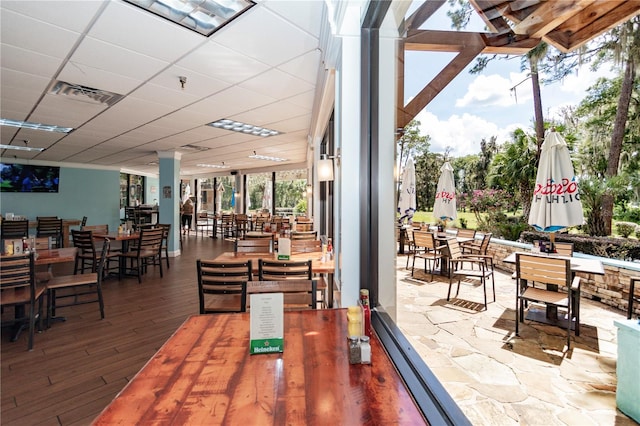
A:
628,276,640,319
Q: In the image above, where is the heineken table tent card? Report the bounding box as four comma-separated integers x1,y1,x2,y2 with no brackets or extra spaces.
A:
250,293,284,354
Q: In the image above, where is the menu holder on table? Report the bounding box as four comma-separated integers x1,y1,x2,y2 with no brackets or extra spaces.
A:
278,237,291,260
250,293,284,354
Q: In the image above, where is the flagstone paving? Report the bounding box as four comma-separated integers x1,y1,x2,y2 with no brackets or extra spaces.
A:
395,256,638,425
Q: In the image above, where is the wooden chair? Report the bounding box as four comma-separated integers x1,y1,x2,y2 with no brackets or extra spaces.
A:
196,259,252,314
120,228,164,283
446,238,495,310
218,214,234,239
462,232,491,255
234,214,249,239
82,224,109,234
71,229,118,275
0,252,45,350
553,242,574,257
515,253,580,349
411,231,445,281
295,217,313,232
157,223,171,269
258,259,312,281
80,216,88,229
235,238,273,253
291,230,318,240
291,239,322,253
195,212,213,238
45,239,109,327
1,219,29,240
456,228,476,239
403,227,417,269
247,280,317,310
36,217,64,248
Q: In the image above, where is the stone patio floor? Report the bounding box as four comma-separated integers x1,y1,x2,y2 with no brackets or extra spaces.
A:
395,255,638,425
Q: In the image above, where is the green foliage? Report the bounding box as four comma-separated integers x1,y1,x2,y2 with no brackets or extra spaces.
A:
521,231,640,261
295,199,307,214
458,217,467,229
459,189,517,224
614,206,640,223
477,212,528,240
616,222,637,238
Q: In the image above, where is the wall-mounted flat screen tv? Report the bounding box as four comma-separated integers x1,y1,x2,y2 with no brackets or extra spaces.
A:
0,163,60,193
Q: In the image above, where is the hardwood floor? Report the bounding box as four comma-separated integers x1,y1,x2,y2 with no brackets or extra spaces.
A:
1,234,236,426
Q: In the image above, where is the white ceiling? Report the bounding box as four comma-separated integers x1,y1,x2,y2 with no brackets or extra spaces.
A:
0,0,325,176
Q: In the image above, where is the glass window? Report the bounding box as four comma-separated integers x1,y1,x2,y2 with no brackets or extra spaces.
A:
274,169,307,217
246,172,272,214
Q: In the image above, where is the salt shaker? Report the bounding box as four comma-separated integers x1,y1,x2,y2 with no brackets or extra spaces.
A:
360,336,371,364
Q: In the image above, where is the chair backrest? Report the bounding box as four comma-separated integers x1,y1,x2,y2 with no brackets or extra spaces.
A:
295,218,313,232
36,218,63,245
80,216,88,228
96,238,111,279
291,230,317,240
291,239,322,253
235,238,273,253
456,228,476,239
412,230,436,250
254,214,269,231
71,229,96,254
138,228,164,253
445,238,463,261
1,220,29,239
82,224,109,234
516,253,571,287
553,242,574,257
247,280,317,310
196,259,252,313
258,259,312,281
157,224,171,244
478,233,492,255
34,237,52,250
0,252,35,302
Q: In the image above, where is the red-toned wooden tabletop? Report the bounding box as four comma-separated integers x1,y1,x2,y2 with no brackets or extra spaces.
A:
92,309,427,425
212,251,335,274
34,247,77,266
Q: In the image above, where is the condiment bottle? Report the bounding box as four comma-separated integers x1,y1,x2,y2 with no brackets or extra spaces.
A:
327,238,333,259
347,306,362,338
348,336,361,364
359,289,371,338
360,336,371,364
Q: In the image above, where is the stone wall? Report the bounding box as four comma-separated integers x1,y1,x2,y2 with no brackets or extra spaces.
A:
488,239,640,318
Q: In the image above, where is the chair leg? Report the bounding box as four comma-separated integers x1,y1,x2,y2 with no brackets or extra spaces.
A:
97,283,105,319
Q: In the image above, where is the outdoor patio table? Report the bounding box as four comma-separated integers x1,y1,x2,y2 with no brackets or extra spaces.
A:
91,310,427,425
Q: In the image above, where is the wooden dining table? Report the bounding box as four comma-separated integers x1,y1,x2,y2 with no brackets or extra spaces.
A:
92,232,140,278
213,251,336,307
28,218,81,248
34,247,77,266
92,309,426,425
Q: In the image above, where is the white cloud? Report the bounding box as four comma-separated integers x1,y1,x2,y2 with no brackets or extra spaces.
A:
415,110,529,157
455,72,531,107
547,65,616,96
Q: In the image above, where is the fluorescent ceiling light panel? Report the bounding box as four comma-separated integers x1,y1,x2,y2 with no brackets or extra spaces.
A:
197,163,230,169
0,118,73,133
124,0,255,37
208,119,280,137
248,154,287,162
0,144,45,152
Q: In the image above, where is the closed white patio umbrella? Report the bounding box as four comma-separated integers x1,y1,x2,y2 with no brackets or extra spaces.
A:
528,130,583,234
397,158,416,225
261,181,272,213
215,181,224,214
433,162,457,224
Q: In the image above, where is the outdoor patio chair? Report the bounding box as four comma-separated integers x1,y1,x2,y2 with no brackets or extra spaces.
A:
446,238,495,310
515,253,580,349
411,230,445,281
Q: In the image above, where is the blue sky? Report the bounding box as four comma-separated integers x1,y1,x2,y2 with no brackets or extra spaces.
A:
404,2,618,158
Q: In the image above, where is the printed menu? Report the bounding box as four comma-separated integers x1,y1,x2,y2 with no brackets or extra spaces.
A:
249,293,284,354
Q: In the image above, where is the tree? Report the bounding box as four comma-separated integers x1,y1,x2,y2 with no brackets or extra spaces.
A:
488,128,538,219
397,119,431,206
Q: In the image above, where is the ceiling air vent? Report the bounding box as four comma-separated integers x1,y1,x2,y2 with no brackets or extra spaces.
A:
180,144,210,152
49,81,124,107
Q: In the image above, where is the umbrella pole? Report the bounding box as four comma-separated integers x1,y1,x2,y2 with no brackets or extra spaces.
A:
550,232,556,253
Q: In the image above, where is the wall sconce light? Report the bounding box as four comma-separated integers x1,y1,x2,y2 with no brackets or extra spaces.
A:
318,149,340,182
306,184,313,196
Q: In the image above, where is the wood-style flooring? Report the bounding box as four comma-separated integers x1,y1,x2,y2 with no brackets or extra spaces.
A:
1,234,235,426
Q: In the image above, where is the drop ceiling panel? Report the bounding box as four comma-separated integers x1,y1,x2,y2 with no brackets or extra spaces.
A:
268,114,312,134
0,68,52,107
286,90,316,109
1,45,64,78
239,68,314,100
1,0,105,33
176,41,270,85
186,86,277,120
30,95,108,128
88,1,204,62
0,9,81,58
278,49,322,85
70,37,169,81
213,6,319,67
264,0,324,38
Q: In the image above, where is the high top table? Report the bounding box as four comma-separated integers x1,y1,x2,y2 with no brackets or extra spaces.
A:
92,310,426,425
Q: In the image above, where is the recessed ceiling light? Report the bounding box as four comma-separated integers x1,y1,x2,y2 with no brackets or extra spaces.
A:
0,143,45,152
0,118,73,133
124,0,255,37
208,119,281,137
248,153,287,162
197,163,231,169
